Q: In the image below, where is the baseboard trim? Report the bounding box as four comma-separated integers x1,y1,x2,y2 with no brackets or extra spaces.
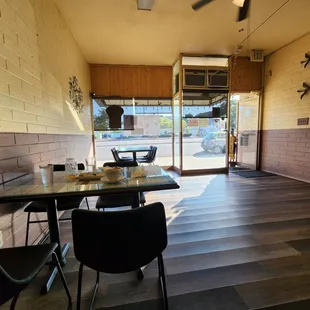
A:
263,169,310,184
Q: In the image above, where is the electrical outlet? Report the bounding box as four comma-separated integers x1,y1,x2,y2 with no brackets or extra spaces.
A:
0,231,3,248
297,118,309,126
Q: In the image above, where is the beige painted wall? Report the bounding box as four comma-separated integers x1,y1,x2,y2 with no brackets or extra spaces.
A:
263,33,310,130
0,0,92,134
261,32,310,181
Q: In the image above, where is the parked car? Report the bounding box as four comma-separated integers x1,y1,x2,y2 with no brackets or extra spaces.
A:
159,132,172,138
201,132,226,154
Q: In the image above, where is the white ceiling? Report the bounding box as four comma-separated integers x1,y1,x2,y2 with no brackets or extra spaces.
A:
54,0,310,65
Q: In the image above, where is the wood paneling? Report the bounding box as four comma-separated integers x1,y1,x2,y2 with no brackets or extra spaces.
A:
90,65,172,98
230,57,263,92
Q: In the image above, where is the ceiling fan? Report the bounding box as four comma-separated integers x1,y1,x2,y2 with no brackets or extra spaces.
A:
192,0,251,22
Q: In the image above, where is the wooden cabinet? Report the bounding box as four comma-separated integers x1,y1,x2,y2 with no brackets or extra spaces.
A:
90,65,172,98
230,57,263,93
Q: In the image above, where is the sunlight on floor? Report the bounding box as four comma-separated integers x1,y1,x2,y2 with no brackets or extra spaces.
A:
158,174,218,226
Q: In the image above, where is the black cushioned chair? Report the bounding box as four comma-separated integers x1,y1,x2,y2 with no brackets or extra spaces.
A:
72,202,168,310
24,163,89,245
111,148,132,162
137,146,157,164
95,161,145,210
137,146,154,161
0,243,71,310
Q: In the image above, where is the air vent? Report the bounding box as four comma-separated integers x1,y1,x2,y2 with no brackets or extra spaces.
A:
137,0,154,11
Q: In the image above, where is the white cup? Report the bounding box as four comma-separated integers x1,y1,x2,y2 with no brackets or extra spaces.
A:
105,167,122,182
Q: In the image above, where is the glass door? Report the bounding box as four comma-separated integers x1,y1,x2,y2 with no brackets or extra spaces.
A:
181,93,229,172
171,54,230,174
234,93,261,170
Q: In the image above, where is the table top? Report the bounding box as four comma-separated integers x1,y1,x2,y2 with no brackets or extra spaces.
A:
116,146,152,153
0,166,179,203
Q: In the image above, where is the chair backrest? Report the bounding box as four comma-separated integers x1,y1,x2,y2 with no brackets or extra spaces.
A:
111,148,124,162
103,161,138,168
111,148,118,161
72,202,167,273
0,265,24,306
78,163,85,170
145,146,154,159
53,163,85,171
150,146,158,162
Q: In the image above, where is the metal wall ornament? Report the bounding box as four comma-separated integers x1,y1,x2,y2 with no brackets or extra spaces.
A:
301,53,310,69
297,82,310,100
68,76,84,113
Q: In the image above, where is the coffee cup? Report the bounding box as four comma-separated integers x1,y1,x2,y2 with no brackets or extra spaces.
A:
105,167,122,182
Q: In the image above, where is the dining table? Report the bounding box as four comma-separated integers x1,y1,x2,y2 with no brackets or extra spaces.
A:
0,165,179,294
116,145,152,161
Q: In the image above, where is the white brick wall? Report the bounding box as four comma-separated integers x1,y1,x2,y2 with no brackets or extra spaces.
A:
0,131,93,247
0,0,92,134
0,0,94,248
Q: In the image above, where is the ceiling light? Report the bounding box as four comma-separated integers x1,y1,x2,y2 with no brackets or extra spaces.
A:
137,0,155,11
232,0,245,7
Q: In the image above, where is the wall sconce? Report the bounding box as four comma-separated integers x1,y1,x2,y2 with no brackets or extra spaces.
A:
301,53,310,68
297,82,310,99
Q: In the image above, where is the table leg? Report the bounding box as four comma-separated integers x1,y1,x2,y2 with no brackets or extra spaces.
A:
133,152,137,162
41,199,70,294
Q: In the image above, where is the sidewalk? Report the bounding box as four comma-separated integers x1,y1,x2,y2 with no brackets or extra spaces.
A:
97,155,226,170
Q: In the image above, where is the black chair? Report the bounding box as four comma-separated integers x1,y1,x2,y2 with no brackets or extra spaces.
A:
111,148,132,162
24,163,90,245
72,202,168,310
138,146,157,164
103,161,138,168
53,163,86,171
0,243,71,310
95,161,146,210
137,146,154,162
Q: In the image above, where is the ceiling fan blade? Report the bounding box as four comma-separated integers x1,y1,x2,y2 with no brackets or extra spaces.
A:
192,0,215,11
237,0,250,21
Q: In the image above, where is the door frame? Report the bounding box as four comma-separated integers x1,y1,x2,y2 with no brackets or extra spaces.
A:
235,92,262,171
172,94,230,176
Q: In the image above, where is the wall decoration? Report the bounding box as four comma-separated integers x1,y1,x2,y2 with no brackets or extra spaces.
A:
69,76,84,113
297,82,310,99
301,53,310,68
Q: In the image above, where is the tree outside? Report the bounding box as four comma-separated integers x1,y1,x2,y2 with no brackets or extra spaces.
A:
160,116,172,129
94,109,109,130
185,113,194,118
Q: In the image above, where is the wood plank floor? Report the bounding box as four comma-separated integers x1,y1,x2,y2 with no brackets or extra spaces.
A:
4,173,310,309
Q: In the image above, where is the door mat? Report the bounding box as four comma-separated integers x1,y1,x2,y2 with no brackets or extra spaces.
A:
229,167,251,171
232,171,277,178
